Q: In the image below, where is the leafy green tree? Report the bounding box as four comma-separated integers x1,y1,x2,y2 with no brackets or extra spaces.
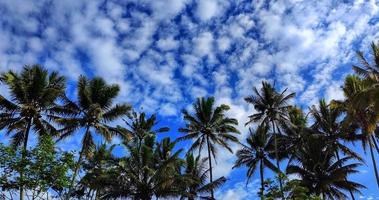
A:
0,135,74,199
286,134,365,199
0,65,66,200
179,154,226,200
234,124,279,199
178,97,239,199
263,175,321,200
245,81,295,197
54,76,131,198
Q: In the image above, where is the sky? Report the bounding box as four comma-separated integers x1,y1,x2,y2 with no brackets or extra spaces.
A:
0,0,379,199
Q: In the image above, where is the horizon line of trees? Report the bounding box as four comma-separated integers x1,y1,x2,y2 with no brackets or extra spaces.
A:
1,42,379,200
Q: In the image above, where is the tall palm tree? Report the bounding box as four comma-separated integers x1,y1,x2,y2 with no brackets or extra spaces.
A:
310,99,363,199
53,76,131,198
331,75,379,188
180,154,226,200
178,97,239,199
244,81,295,196
286,135,365,199
233,124,279,199
0,65,66,200
352,41,379,152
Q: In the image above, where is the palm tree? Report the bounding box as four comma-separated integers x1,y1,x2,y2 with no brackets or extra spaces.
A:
352,41,379,153
180,154,226,200
0,65,66,200
331,75,379,188
244,81,295,196
107,135,183,200
286,135,365,199
122,111,169,149
233,124,279,199
177,97,239,199
277,106,311,162
352,41,379,82
54,76,131,198
310,99,363,199
75,143,118,199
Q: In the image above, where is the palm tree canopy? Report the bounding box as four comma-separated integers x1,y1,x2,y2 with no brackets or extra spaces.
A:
245,81,295,126
286,135,365,199
180,154,226,200
55,75,131,156
178,97,240,158
0,65,65,146
234,124,279,183
310,99,362,161
331,75,379,149
121,111,169,145
353,42,379,81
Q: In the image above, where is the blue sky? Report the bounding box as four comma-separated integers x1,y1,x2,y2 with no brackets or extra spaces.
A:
1,0,379,199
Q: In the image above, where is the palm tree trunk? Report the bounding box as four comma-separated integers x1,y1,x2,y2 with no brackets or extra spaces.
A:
20,118,32,200
371,135,379,153
271,120,284,200
335,150,355,200
66,127,90,200
206,136,214,199
369,136,379,188
259,160,264,200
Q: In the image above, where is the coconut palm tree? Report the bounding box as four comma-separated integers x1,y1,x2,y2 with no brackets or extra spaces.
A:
121,111,169,149
286,135,365,199
177,97,239,199
53,76,131,198
352,41,379,152
106,135,183,200
244,81,295,196
0,65,66,200
352,41,379,82
277,106,311,162
233,124,279,199
331,75,379,188
75,143,118,199
310,99,363,199
180,154,226,200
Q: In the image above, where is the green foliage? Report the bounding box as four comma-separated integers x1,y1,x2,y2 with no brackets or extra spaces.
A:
263,175,321,200
0,135,75,198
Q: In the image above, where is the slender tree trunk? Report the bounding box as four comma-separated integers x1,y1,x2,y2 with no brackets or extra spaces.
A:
369,136,379,188
371,135,379,153
66,127,90,200
206,136,214,199
20,118,32,200
271,120,284,200
335,150,355,200
259,160,264,200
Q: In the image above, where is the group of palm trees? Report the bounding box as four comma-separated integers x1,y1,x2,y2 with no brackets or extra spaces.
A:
1,42,379,199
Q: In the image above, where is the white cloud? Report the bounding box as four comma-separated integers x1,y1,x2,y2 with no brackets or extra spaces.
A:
216,180,260,200
193,31,214,57
196,0,220,21
156,37,179,51
217,36,231,52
